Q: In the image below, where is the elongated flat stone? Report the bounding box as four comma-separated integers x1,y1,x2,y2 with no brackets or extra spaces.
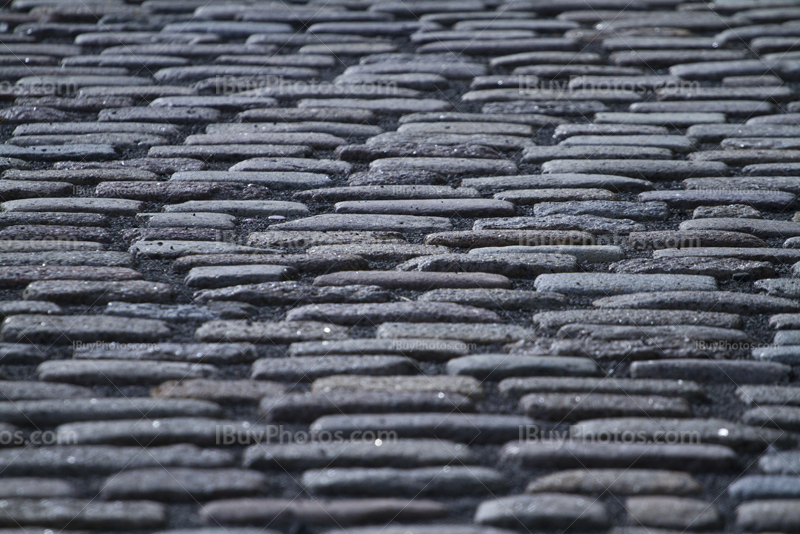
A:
494,188,616,203
447,355,600,380
536,273,716,296
311,375,482,399
194,321,349,344
2,198,141,215
631,359,791,384
533,309,743,331
185,265,296,289
611,257,775,279
270,214,451,233
729,476,800,502
475,494,609,530
639,190,795,210
627,230,766,249
737,385,800,406
377,323,533,344
593,291,800,314
625,497,721,530
4,315,171,344
304,466,505,496
424,230,596,248
307,244,450,261
0,499,165,529
534,201,669,221
313,272,511,290
419,288,567,309
310,413,533,444
522,393,690,420
39,361,216,386
335,199,515,217
286,301,500,325
500,376,705,400
251,355,416,381
243,440,475,469
287,339,468,360
23,281,171,304
398,254,576,278
527,469,701,495
194,282,388,306
151,379,285,404
101,468,269,502
542,159,729,179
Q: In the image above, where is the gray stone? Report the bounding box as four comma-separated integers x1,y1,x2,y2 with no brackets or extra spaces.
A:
470,245,624,263
611,257,775,279
474,494,609,530
299,98,452,113
423,230,594,248
533,201,669,221
522,146,673,162
533,309,743,331
101,468,269,502
729,476,800,502
654,247,800,263
0,381,94,401
4,315,171,344
631,359,791,384
151,379,285,404
248,230,403,249
99,106,221,123
285,301,501,325
447,355,601,380
313,271,510,290
57,418,267,446
4,167,157,185
593,291,800,314
0,499,165,529
251,355,416,381
287,339,468,360
243,440,475,469
369,157,517,176
23,281,172,304
163,200,307,217
494,188,616,204
542,160,729,179
193,282,387,306
535,273,717,296
263,391,473,423
625,497,721,530
594,112,726,126
171,171,330,190
307,244,450,262
377,323,533,344
334,199,515,217
38,361,216,386
311,375,482,399
463,173,653,193
639,190,795,210
200,498,447,526
269,214,451,233
310,413,533,444
0,478,76,498
149,145,311,160
522,393,691,421
104,301,257,321
693,204,763,219
0,444,233,476
499,377,705,400
0,398,221,426
231,158,352,174
737,385,800,406
502,438,738,469
756,279,800,298
303,466,505,496
397,254,577,279
75,343,258,364
527,469,702,495
418,288,567,309
185,133,343,150
295,186,478,203
742,405,800,431
185,265,296,289
130,241,267,259
194,321,349,344
2,198,141,215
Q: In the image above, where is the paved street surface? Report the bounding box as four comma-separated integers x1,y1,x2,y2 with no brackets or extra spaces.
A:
0,0,800,532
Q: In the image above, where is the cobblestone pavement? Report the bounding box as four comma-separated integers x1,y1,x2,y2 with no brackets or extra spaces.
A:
2,0,800,532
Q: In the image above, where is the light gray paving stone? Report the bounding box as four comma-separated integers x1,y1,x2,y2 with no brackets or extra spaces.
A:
542,159,729,179
287,338,468,359
423,230,595,248
738,385,800,408
75,343,258,364
741,405,800,431
23,281,172,304
0,301,60,318
14,122,179,137
140,213,235,230
101,182,266,203
499,377,705,400
729,476,800,502
334,199,515,217
611,257,775,279
285,301,501,325
236,107,375,123
469,246,624,263
313,271,511,290
0,398,221,426
554,124,669,138
639,190,795,210
447,355,600,380
219,121,382,138
756,279,800,298
251,355,416,381
593,291,800,314
343,60,484,80
2,198,141,215
38,361,216,386
104,301,256,322
631,359,791,384
184,265,296,289
298,98,452,113
186,133,344,150
369,157,517,175
243,440,475,469
99,107,221,123
769,314,800,330
310,413,532,444
688,124,800,141
501,440,738,469
130,241,268,259
474,494,609,530
533,309,743,331
0,478,76,498
398,111,565,127
693,204,763,219
4,168,157,185
101,468,269,501
164,200,308,217
397,254,577,278
193,282,388,306
759,451,800,474
560,134,695,152
594,112,726,126
0,344,46,364
463,88,640,103
269,214,452,232
0,499,165,529
296,186,479,203
494,188,616,203
490,51,602,68
522,393,691,420
658,86,795,101
689,149,800,165
303,466,505,496
263,391,473,423
58,417,269,446
527,469,701,495
0,381,94,401
572,417,789,450
10,133,167,149
474,215,644,234
377,323,532,344
171,171,330,190
630,100,775,115
311,375,482,399
0,225,110,244
0,180,71,200
200,498,447,526
654,247,800,263
149,145,312,160
194,321,349,344
397,121,534,136
151,379,285,404
464,173,653,192
66,158,205,174
337,143,502,161
307,244,450,261
3,315,171,345
247,230,404,249
534,201,669,221
230,158,352,174
418,289,567,309
625,497,721,530
520,336,725,360
535,273,717,296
